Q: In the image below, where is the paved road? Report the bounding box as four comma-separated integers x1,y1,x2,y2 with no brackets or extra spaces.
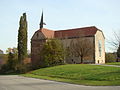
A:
0,75,120,90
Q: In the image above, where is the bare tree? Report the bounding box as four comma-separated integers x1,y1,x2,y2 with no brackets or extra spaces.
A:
108,31,120,61
110,32,120,49
69,38,93,63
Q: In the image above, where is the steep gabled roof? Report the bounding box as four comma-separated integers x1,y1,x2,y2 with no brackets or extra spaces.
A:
55,26,98,38
37,28,54,38
34,26,99,39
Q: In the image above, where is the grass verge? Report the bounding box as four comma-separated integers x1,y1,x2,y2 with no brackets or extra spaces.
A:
106,62,120,66
22,64,120,86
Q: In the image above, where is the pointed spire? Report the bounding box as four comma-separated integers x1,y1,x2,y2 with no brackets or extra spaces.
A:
39,11,43,29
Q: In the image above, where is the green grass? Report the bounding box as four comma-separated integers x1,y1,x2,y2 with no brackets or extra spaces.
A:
106,62,120,66
22,64,120,86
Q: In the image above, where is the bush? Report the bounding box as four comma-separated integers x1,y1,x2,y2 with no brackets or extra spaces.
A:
41,39,65,67
16,63,32,73
105,52,116,63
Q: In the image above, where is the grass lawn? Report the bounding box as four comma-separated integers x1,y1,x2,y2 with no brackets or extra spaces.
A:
106,62,120,66
22,64,120,86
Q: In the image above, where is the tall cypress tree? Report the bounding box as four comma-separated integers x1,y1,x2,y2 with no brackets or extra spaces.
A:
18,13,27,64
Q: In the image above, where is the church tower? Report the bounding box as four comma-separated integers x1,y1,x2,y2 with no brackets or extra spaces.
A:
31,11,46,69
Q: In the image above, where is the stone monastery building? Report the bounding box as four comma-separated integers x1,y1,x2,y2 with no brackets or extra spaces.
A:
31,13,105,67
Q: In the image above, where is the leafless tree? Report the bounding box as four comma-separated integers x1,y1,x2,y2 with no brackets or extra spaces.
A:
108,31,120,62
69,38,93,63
109,32,120,50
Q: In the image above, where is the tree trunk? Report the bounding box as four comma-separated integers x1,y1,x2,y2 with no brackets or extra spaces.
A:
81,56,83,63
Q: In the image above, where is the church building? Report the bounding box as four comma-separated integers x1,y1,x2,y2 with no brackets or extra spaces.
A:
31,12,105,67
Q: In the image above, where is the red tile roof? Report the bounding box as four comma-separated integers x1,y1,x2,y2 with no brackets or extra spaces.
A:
55,26,98,38
37,28,54,38
37,26,98,39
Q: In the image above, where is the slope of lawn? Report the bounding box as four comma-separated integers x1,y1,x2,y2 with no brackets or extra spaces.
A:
106,62,120,66
23,64,120,86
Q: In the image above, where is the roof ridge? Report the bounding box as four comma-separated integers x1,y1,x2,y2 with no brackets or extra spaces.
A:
41,28,54,32
55,26,97,32
34,26,99,39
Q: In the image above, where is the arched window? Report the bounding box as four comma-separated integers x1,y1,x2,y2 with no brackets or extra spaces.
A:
98,40,102,57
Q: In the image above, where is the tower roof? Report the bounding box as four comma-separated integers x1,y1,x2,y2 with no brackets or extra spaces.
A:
36,28,54,38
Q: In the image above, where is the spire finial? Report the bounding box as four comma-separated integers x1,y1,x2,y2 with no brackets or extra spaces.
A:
39,11,43,29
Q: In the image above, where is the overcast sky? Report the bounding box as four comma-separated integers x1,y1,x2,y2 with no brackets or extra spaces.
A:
0,0,120,53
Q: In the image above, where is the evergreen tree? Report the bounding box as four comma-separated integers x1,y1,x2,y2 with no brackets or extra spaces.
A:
0,48,17,73
7,52,16,70
18,13,27,64
42,39,65,67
